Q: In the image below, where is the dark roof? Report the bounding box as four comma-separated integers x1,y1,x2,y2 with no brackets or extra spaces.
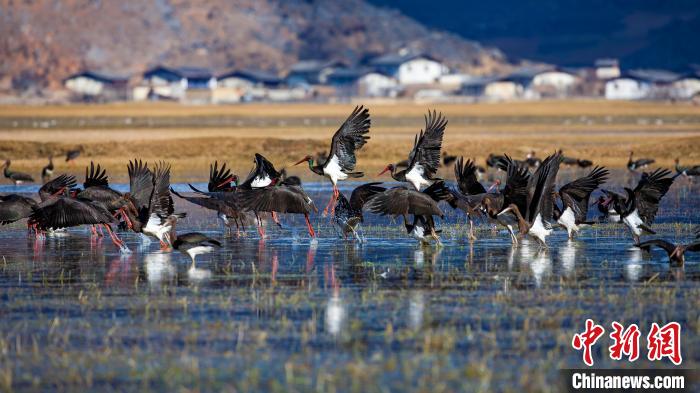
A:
143,65,213,80
369,52,441,67
289,60,345,73
64,71,128,84
461,75,500,87
616,69,680,84
595,58,619,67
218,70,282,85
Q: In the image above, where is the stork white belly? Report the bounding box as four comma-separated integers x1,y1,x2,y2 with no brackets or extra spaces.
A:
405,164,430,191
558,207,578,236
622,209,643,236
186,246,215,261
410,225,427,242
251,175,272,188
144,214,172,242
529,214,552,244
323,155,347,185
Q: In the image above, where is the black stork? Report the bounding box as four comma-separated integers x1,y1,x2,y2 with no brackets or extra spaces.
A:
605,168,675,244
553,166,609,239
237,176,317,238
2,160,34,185
332,182,385,241
295,105,371,216
525,151,541,168
240,153,285,189
29,193,130,253
74,162,133,228
448,157,498,241
486,154,506,170
379,110,447,191
123,160,185,249
675,158,700,180
558,150,592,168
364,180,451,245
173,232,222,266
484,152,563,247
172,161,254,236
0,174,76,231
637,238,700,267
442,152,458,167
480,155,530,244
41,155,54,183
65,146,83,164
627,151,655,172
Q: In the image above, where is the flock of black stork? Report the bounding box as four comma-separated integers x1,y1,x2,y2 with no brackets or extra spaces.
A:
2,106,699,267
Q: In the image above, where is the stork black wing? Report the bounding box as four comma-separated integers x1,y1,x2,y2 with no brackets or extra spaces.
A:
38,174,76,201
31,197,113,229
327,105,371,172
633,168,675,225
174,232,222,248
454,157,486,195
208,161,234,192
407,110,447,177
149,162,174,217
364,187,443,217
526,152,562,224
237,185,315,214
349,182,386,211
502,154,530,216
559,166,609,223
0,194,36,224
84,162,109,188
128,160,153,220
637,239,676,256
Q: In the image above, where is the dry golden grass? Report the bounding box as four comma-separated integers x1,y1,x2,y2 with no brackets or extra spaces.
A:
1,100,699,183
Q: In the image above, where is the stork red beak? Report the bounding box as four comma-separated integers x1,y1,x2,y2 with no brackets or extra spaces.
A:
294,157,309,166
378,165,391,176
217,175,234,188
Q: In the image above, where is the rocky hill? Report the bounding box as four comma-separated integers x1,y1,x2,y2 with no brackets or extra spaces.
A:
0,0,513,98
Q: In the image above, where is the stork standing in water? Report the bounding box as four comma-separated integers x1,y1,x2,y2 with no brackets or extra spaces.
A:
2,160,34,185
637,238,700,267
295,106,370,216
41,155,54,183
173,232,222,267
448,157,499,241
379,110,447,191
675,158,700,181
553,166,609,239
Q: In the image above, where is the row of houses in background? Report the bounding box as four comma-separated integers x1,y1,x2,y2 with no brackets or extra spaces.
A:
63,53,700,103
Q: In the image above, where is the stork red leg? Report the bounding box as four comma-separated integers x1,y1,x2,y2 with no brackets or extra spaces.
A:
305,214,316,238
90,225,98,237
271,211,282,227
103,224,125,249
120,208,133,229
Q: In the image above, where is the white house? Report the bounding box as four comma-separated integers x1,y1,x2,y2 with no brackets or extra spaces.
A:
136,66,216,101
286,60,346,86
370,52,448,85
63,71,128,101
214,70,283,102
357,72,398,97
595,58,621,80
670,72,700,100
605,70,679,100
531,69,580,97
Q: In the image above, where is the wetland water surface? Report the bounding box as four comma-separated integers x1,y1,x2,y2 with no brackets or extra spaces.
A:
1,178,699,392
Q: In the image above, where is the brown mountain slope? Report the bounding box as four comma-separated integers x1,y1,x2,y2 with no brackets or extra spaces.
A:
0,0,510,96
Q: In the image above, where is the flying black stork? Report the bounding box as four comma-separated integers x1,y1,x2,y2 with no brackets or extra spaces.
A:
2,160,34,185
627,151,655,172
237,176,317,238
364,180,451,245
0,174,76,232
41,155,54,183
332,182,385,241
172,161,254,236
173,232,222,266
675,158,700,180
604,168,675,245
447,157,499,241
637,238,700,266
484,152,563,247
74,162,133,229
123,160,185,249
295,105,371,216
65,146,83,164
240,153,285,189
379,110,447,191
552,166,609,239
29,194,130,253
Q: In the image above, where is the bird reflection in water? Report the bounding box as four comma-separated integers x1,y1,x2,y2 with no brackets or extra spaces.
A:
408,290,425,330
324,264,345,336
104,254,136,287
624,248,643,282
144,251,175,288
559,240,577,278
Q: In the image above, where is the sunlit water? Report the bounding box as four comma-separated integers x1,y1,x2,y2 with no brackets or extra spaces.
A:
1,176,699,391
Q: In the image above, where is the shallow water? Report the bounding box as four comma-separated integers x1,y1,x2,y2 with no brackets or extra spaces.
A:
1,177,699,392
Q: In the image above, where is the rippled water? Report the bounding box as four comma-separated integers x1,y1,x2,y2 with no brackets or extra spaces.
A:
1,177,699,392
